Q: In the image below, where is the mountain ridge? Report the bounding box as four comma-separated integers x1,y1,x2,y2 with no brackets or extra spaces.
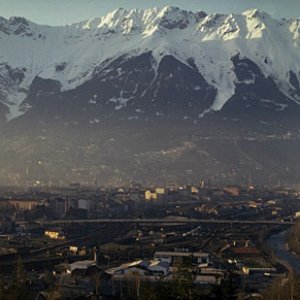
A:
0,6,300,121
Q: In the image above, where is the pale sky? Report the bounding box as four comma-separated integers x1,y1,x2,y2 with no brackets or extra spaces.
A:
1,0,300,26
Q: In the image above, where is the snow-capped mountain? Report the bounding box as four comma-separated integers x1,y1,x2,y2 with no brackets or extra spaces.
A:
0,6,300,122
1,7,300,187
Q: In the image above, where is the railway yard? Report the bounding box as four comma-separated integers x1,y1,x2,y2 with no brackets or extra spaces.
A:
0,185,300,298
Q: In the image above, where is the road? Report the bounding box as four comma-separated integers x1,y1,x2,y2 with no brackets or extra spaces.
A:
32,218,295,226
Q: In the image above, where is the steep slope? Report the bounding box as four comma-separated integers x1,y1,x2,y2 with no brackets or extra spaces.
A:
0,7,300,186
0,7,300,121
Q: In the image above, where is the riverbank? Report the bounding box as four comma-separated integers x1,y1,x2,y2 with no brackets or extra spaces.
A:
267,230,300,274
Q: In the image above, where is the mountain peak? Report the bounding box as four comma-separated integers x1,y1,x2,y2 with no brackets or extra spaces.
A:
0,7,300,121
8,16,30,26
243,8,272,20
79,6,198,33
0,16,35,36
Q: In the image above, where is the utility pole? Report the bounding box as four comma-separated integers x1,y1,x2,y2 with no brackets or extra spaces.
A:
135,272,140,299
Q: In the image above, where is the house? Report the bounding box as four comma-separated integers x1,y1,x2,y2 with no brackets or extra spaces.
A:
191,187,199,194
141,260,169,276
145,190,158,200
45,229,65,240
103,260,169,298
155,188,165,195
67,260,96,274
223,186,240,196
194,253,210,266
9,199,41,211
66,248,99,274
106,260,147,277
195,267,225,285
232,247,260,258
106,259,169,279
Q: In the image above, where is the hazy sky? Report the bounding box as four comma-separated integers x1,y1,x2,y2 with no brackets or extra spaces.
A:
1,0,300,26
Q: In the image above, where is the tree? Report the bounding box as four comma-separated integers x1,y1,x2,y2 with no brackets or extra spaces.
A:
216,271,239,300
8,256,32,300
261,273,300,300
15,256,25,288
0,276,6,300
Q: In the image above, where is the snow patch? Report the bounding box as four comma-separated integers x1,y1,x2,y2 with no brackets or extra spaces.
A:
0,7,300,120
109,96,130,110
260,98,288,111
4,90,29,121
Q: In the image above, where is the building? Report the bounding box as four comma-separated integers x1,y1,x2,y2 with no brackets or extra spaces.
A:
106,259,169,279
48,198,65,218
66,249,99,274
232,247,260,258
155,188,165,195
9,199,41,211
145,190,158,200
146,260,169,275
154,251,210,266
191,187,199,194
223,186,240,196
194,268,224,285
67,260,96,274
45,229,65,240
78,199,91,211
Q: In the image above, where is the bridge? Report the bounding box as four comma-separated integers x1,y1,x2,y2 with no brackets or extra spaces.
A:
35,218,295,226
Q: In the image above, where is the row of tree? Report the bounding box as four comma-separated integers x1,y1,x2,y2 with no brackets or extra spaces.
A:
286,220,300,255
262,273,300,300
118,269,239,300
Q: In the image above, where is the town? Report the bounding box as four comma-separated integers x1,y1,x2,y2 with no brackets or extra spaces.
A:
0,183,300,299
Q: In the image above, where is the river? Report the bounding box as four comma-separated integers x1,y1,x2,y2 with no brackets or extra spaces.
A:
267,230,300,273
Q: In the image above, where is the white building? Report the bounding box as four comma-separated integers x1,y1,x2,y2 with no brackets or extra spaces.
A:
154,251,210,266
106,259,169,279
67,260,96,274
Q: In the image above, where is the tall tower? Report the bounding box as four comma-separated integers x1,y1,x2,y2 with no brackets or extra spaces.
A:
64,195,69,215
200,178,205,189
